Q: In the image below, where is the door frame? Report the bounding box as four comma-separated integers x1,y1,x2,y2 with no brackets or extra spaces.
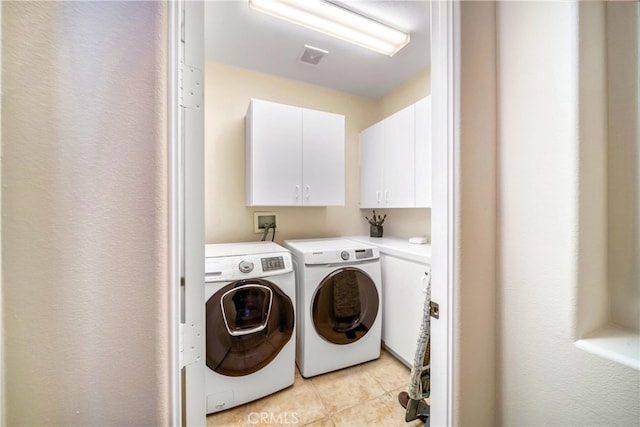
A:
430,1,459,425
170,0,461,425
169,0,206,425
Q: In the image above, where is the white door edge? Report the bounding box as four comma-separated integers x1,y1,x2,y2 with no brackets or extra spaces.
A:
168,0,181,424
169,0,206,425
430,0,459,425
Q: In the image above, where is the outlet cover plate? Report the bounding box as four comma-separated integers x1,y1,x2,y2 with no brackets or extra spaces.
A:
254,212,278,233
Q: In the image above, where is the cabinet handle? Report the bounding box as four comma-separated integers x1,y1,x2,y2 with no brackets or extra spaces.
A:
376,191,381,202
305,185,310,200
384,191,389,203
295,185,300,200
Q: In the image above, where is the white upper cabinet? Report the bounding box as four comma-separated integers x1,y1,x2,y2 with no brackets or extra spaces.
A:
302,108,345,206
359,124,385,208
360,96,431,208
383,104,416,208
414,96,432,207
246,99,345,206
246,99,302,206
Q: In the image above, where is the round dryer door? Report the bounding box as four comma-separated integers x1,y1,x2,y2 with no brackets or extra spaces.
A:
206,279,294,377
312,267,379,345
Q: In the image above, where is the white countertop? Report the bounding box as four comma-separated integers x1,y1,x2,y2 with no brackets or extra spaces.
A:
346,236,431,264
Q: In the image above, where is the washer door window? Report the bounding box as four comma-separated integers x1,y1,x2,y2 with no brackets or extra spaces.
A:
206,279,294,377
312,267,379,345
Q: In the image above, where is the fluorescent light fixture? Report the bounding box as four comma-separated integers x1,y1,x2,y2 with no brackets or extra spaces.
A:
248,0,410,56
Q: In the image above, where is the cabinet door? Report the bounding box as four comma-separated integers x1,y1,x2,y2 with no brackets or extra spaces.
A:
380,254,428,367
415,97,432,207
359,123,385,208
383,104,415,207
302,109,345,206
246,99,302,206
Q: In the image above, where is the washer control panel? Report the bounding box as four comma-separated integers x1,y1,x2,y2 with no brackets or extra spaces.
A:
340,251,350,261
205,251,293,282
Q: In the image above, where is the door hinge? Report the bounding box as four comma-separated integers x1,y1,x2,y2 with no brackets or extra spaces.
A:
429,301,440,319
179,320,203,368
179,63,203,110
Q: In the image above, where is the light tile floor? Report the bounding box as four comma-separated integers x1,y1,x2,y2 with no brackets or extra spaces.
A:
206,349,429,427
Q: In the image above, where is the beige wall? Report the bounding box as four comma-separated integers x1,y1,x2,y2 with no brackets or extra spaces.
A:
456,2,497,425
576,1,609,339
2,2,170,425
377,68,430,120
607,2,639,332
0,1,3,423
205,62,431,244
496,1,639,425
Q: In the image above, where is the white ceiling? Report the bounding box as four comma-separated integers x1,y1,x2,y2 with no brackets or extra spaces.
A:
204,1,431,99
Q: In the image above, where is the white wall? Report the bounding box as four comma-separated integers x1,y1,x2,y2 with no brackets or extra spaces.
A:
496,2,639,425
2,2,170,424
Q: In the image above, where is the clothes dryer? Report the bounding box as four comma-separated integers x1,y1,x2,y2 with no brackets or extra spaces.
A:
204,242,295,414
284,238,381,378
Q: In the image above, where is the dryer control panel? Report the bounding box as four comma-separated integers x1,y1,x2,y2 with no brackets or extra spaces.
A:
284,238,380,265
303,247,379,265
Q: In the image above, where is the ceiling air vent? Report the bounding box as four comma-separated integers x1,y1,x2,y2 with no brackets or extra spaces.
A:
298,45,328,66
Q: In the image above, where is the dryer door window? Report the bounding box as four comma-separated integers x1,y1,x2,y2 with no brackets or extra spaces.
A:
206,279,294,377
312,267,379,345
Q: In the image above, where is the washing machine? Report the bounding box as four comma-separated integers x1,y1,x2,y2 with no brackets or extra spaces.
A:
204,241,295,414
283,238,382,378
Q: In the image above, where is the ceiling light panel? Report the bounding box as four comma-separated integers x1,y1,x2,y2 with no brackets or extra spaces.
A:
248,0,410,56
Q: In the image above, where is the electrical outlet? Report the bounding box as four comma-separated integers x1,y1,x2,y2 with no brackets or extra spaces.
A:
254,212,278,233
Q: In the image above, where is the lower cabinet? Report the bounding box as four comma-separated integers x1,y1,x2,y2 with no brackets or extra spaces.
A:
380,253,430,367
